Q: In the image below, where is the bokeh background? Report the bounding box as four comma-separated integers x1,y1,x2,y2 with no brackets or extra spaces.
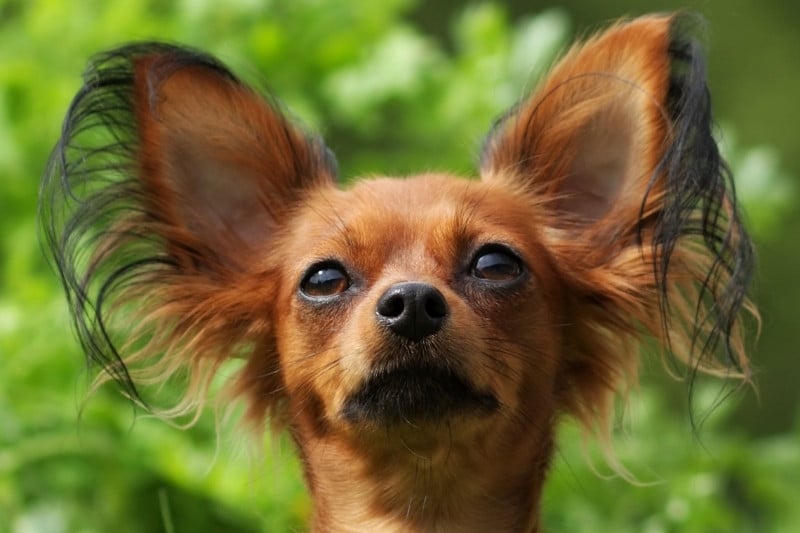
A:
1,0,798,531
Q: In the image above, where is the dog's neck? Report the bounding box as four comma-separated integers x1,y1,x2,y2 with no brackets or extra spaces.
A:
291,418,554,532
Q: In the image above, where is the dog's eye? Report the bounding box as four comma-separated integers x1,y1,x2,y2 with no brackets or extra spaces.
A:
471,247,523,281
301,262,350,298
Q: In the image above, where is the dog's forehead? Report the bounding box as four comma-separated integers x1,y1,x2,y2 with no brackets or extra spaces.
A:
300,173,530,240
350,174,471,216
283,173,541,272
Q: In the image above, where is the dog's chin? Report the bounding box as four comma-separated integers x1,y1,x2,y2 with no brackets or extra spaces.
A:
340,363,499,427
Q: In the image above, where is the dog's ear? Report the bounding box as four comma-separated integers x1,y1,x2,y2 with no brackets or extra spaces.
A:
132,50,337,270
481,16,672,227
481,16,754,429
41,44,336,422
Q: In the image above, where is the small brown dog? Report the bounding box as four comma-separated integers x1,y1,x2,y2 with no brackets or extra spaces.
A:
41,13,755,532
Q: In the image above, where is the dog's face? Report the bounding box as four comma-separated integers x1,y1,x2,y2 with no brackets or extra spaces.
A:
270,175,563,448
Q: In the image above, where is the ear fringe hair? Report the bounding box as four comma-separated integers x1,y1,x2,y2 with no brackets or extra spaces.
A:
651,16,757,374
38,43,310,421
544,15,757,465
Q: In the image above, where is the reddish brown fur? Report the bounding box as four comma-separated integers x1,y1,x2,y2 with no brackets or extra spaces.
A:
257,176,565,530
53,14,755,532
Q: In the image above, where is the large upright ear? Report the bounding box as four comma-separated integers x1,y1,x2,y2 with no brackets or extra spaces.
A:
132,48,337,269
481,16,755,429
40,44,336,418
482,16,672,226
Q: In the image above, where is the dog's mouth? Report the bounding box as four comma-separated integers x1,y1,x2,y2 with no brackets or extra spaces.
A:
341,363,499,426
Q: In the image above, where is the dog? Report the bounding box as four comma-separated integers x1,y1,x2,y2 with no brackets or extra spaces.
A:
40,13,756,532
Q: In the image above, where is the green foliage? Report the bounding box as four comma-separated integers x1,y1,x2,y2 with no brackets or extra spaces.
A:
544,387,800,532
1,0,796,531
720,133,794,241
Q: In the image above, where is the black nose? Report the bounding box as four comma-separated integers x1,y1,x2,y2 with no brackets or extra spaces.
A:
376,282,449,341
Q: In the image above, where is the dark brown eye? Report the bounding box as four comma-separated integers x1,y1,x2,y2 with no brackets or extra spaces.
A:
471,247,523,281
300,263,350,298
